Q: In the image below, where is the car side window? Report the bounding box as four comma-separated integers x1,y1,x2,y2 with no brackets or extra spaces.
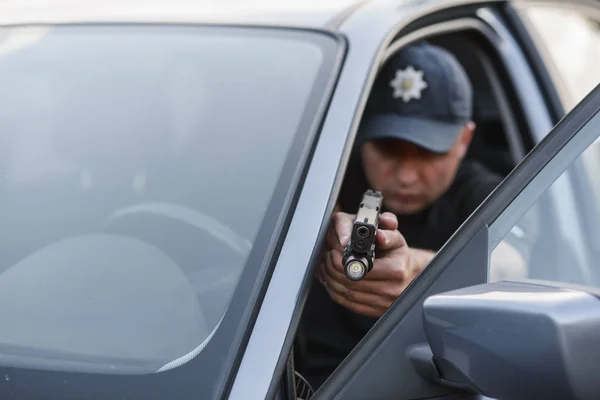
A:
517,3,600,110
491,4,600,285
490,106,600,287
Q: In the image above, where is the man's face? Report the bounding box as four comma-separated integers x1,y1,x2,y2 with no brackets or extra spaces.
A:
360,123,474,215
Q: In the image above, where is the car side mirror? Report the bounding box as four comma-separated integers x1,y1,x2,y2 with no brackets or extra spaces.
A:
422,280,600,400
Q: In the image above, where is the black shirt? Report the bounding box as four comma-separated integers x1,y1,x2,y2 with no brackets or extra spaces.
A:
295,157,503,389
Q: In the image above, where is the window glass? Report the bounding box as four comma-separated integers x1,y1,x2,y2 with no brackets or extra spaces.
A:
493,4,600,286
0,23,340,397
519,4,600,110
490,109,600,287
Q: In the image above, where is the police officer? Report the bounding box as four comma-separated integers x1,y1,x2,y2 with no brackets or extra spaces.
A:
295,42,531,389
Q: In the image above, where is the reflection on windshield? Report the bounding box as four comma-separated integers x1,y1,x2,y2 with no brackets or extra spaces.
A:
0,26,49,56
0,25,326,374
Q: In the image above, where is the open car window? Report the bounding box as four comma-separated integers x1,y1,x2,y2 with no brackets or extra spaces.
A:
515,1,600,111
490,84,600,287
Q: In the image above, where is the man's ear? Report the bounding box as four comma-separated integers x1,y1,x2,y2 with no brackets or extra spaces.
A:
456,121,475,159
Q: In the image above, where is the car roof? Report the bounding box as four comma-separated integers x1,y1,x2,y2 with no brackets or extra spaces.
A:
0,0,379,29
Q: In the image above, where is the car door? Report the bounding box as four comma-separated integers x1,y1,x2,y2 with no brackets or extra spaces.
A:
311,83,600,399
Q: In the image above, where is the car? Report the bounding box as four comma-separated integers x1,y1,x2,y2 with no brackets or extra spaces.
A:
0,0,599,399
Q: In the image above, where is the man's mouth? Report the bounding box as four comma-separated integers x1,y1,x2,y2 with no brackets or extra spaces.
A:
392,192,419,203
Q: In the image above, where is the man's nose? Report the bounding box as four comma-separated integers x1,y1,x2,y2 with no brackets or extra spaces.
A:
394,158,419,185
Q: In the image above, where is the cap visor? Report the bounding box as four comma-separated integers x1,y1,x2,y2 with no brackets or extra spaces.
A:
359,114,464,153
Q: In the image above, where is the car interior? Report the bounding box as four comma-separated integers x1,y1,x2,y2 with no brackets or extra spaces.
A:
429,31,530,176
289,23,559,399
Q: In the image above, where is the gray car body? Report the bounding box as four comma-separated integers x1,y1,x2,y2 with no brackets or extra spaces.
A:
229,1,569,399
233,1,600,399
1,0,598,399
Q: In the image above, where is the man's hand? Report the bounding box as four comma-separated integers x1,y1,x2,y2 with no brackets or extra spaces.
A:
316,211,434,318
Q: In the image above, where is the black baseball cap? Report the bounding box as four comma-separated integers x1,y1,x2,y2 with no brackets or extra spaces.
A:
358,42,473,153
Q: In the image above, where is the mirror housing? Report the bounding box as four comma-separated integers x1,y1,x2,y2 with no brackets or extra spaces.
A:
422,281,600,400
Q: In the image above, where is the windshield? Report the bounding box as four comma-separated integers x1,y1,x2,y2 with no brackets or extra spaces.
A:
0,24,341,398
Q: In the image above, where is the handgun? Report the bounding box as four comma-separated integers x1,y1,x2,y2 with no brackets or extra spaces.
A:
342,189,383,281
